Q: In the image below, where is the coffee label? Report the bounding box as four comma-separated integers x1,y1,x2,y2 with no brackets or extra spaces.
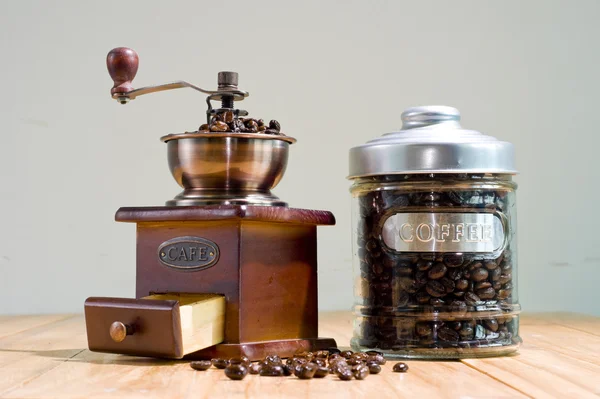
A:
381,212,505,253
158,236,220,271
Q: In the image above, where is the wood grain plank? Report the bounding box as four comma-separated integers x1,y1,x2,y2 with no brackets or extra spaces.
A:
519,324,600,366
523,312,600,336
2,312,524,399
1,312,598,398
463,342,600,398
0,315,74,339
0,316,86,395
3,351,525,399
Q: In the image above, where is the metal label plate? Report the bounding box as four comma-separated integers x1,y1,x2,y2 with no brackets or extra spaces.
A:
381,212,505,253
157,236,220,272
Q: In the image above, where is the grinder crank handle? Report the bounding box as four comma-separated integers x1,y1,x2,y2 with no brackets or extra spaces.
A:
106,47,248,104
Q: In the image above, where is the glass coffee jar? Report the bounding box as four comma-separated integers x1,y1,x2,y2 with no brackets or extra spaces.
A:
348,106,521,359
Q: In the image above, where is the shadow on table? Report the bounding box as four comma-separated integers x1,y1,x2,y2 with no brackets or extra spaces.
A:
0,347,185,367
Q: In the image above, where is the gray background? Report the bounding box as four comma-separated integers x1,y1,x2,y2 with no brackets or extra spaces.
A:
1,1,598,316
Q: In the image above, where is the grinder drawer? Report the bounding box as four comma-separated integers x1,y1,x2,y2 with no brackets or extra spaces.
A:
84,293,225,359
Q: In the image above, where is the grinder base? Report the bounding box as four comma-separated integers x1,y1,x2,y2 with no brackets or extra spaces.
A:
186,338,338,360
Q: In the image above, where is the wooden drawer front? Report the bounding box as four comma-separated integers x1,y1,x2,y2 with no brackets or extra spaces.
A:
84,294,225,359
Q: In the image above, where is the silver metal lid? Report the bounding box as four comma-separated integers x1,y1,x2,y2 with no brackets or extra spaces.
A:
348,106,517,178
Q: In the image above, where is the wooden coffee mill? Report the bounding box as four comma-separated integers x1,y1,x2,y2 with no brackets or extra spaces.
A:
84,48,336,360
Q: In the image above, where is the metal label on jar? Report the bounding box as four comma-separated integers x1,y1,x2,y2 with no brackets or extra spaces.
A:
157,236,220,272
381,212,505,253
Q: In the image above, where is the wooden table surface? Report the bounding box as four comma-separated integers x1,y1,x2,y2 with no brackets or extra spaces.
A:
0,312,599,398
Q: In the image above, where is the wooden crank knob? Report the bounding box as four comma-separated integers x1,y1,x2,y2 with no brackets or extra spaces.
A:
109,321,133,343
107,47,139,96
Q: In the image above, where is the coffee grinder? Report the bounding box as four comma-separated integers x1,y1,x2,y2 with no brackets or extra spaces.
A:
84,48,336,360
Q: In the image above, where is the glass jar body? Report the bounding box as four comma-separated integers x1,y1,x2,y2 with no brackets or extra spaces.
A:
350,174,520,359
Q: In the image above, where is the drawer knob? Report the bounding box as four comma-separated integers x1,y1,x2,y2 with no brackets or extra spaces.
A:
109,321,133,342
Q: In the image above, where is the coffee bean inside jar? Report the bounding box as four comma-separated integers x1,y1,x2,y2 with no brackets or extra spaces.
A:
348,106,521,359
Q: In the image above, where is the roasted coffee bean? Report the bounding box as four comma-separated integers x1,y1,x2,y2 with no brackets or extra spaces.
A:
198,123,209,132
438,327,460,342
258,125,267,131
337,368,354,380
417,260,433,271
347,357,363,366
293,350,313,360
426,280,446,297
327,354,342,364
315,350,329,358
367,362,382,374
392,362,409,373
465,291,481,305
416,291,431,304
230,119,245,132
260,365,284,376
471,268,489,282
268,119,281,132
499,273,512,285
210,121,229,132
497,288,512,299
367,354,386,365
415,271,428,286
296,362,318,379
340,350,354,359
484,319,499,332
469,261,483,271
228,356,250,366
501,261,512,273
440,277,456,293
443,254,464,268
281,364,293,376
399,277,419,293
190,360,212,371
265,354,282,365
459,325,474,339
224,364,248,380
249,363,262,374
456,279,469,291
449,300,468,316
314,366,329,378
449,321,462,330
475,281,492,290
428,263,447,279
245,120,259,133
351,352,369,361
477,287,496,299
448,268,462,280
257,119,265,127
211,358,229,369
416,322,433,337
222,111,234,123
485,261,498,270
430,298,445,306
265,128,279,134
353,365,370,380
490,268,501,282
